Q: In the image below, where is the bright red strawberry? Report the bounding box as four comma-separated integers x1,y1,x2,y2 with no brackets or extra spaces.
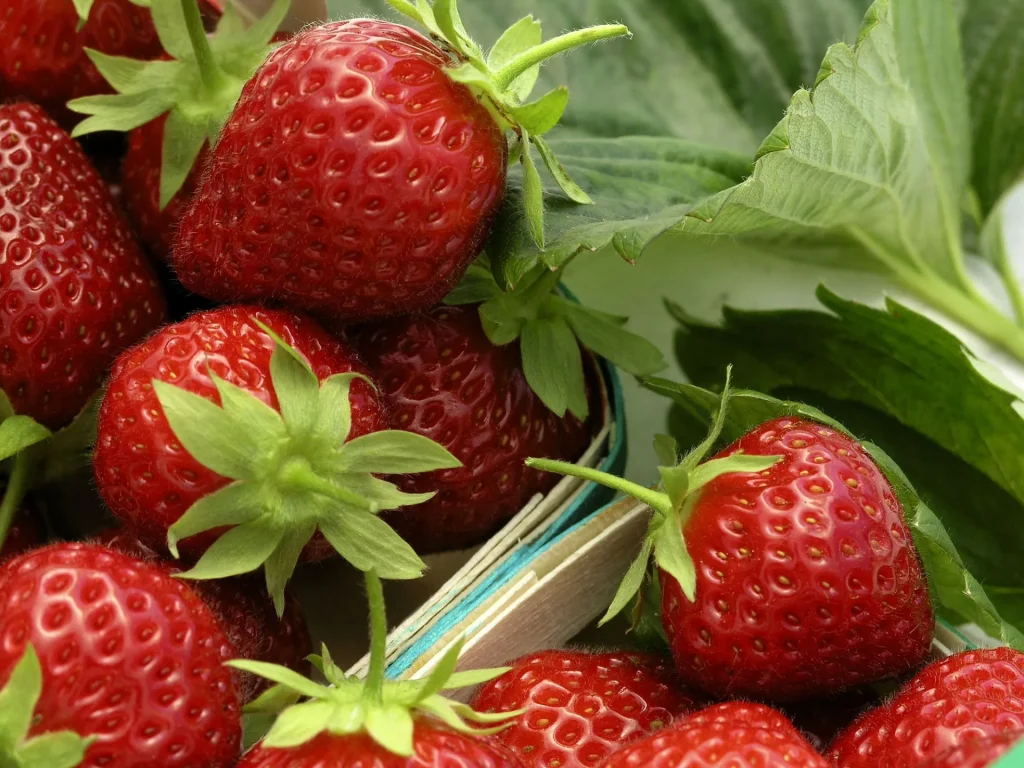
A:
530,410,934,700
92,528,312,703
0,542,242,767
355,305,594,552
238,724,524,768
830,647,1024,767
920,730,1024,768
0,102,166,430
0,0,161,123
470,650,702,768
600,702,829,768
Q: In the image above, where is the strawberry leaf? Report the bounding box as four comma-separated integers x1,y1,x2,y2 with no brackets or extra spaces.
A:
652,434,679,467
533,135,591,204
267,341,320,436
520,316,587,420
558,300,665,377
265,518,317,615
335,432,461,474
167,481,264,557
318,512,425,580
486,15,542,102
149,0,195,61
0,416,50,463
160,109,208,209
509,88,567,136
519,134,545,249
68,91,176,137
600,536,654,625
366,706,415,756
653,508,696,601
179,521,285,580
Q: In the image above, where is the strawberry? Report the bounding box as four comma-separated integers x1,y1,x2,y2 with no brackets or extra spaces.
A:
599,701,829,768
0,542,241,767
0,0,161,124
830,647,1024,768
91,528,312,703
92,304,461,611
470,650,702,767
920,730,1024,768
355,305,594,552
528,378,934,700
0,102,166,430
232,570,521,767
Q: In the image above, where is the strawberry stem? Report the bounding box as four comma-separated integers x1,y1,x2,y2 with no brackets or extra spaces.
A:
364,569,388,704
277,457,380,513
0,452,30,552
525,458,672,516
181,0,230,96
491,25,631,92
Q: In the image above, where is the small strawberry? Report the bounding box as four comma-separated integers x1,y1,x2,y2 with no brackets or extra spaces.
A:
600,702,829,768
470,650,702,767
354,305,594,552
169,2,629,323
830,647,1024,768
0,0,162,123
0,542,242,767
232,570,522,767
920,730,1024,768
528,374,934,700
92,304,461,611
92,528,312,703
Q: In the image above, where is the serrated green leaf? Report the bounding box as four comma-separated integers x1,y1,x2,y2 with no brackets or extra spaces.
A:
365,705,415,756
0,416,50,462
319,512,425,580
557,299,665,376
520,316,587,420
149,0,194,60
334,431,461,474
17,731,94,768
533,135,591,205
688,454,781,493
159,108,208,210
178,521,284,580
519,137,545,250
652,434,678,467
653,508,696,602
600,537,653,625
487,15,542,102
510,87,568,137
0,645,40,753
264,518,316,616
154,379,264,481
229,660,330,699
262,701,337,749
268,342,320,438
167,481,265,557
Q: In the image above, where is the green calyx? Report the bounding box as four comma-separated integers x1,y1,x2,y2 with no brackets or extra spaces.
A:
526,369,781,619
445,256,665,420
386,0,630,248
157,321,461,615
0,645,95,768
67,0,290,209
231,571,517,755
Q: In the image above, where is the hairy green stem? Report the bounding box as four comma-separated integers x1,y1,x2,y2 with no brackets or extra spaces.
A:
492,25,630,92
181,0,229,95
0,453,31,552
278,458,380,513
364,570,388,704
525,458,671,515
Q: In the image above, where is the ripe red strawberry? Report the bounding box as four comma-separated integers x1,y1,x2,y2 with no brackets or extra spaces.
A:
0,102,166,430
92,528,312,703
0,0,161,123
600,702,829,768
238,724,524,768
92,303,460,611
530,410,934,700
470,650,702,767
920,730,1024,768
830,647,1024,768
355,305,594,552
0,542,242,767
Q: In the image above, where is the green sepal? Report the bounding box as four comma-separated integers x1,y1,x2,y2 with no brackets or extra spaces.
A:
486,16,542,103
160,108,208,210
510,89,568,137
0,416,51,463
72,0,94,27
521,316,587,420
533,135,593,204
519,132,546,249
0,645,95,768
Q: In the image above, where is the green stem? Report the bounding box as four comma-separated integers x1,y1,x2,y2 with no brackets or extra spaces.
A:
278,459,380,513
0,453,31,552
181,0,229,95
525,458,671,515
492,25,630,92
364,570,388,704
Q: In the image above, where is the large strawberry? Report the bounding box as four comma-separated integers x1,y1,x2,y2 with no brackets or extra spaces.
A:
528,377,934,700
830,647,1024,767
470,650,701,767
355,305,594,552
599,702,829,768
0,0,162,123
92,528,312,703
92,304,461,611
232,569,521,767
0,542,242,767
167,1,628,323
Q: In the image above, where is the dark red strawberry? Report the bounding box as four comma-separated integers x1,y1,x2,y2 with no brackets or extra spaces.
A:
830,647,1024,768
355,305,594,552
0,102,166,430
92,528,312,703
0,0,161,123
600,701,829,768
0,542,242,767
470,650,702,768
92,304,459,611
782,688,881,753
530,406,934,700
920,730,1024,768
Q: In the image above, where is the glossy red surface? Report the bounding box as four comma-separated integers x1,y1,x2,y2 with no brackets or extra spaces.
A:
661,417,934,700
